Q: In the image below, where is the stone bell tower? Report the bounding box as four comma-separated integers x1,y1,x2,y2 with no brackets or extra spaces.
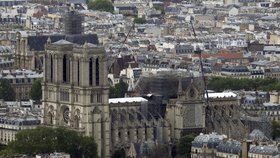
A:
42,41,110,158
42,11,110,158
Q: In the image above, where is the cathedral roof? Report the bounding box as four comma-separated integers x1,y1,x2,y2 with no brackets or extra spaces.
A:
52,39,73,45
26,34,99,51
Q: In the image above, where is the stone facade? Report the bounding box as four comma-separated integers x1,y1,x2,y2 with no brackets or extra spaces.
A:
42,40,110,158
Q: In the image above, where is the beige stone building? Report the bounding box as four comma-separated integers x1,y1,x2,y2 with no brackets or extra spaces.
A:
0,69,43,100
0,112,40,145
42,40,111,158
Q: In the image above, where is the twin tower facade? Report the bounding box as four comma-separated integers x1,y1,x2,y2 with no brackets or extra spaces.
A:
42,40,111,157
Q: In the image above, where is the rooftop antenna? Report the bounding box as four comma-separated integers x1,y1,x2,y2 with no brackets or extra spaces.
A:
190,18,209,106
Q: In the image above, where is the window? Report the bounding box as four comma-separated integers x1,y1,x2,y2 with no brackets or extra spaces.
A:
50,55,53,82
77,60,80,85
97,93,101,103
63,55,67,83
90,93,94,103
60,91,69,102
89,58,93,86
96,58,99,86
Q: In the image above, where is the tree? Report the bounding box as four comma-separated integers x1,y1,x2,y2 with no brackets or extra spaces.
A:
0,79,15,101
176,134,195,158
3,126,98,158
80,136,98,158
29,78,42,101
148,144,170,158
109,79,128,98
207,77,280,92
111,148,126,158
134,17,147,24
87,0,114,13
154,6,165,15
272,121,280,139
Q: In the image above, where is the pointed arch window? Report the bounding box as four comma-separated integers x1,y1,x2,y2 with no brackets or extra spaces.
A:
96,58,99,86
63,55,67,83
89,58,93,86
77,60,80,85
50,55,53,82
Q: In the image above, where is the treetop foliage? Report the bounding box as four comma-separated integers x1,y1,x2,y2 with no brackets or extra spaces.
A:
0,79,15,101
176,134,196,157
207,77,279,92
1,126,97,158
109,79,128,98
29,78,42,101
87,0,114,13
134,17,147,24
272,121,280,140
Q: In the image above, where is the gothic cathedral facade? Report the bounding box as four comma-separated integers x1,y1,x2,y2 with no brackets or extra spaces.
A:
42,40,111,158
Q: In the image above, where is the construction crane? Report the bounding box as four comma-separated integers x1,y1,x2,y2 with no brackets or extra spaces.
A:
190,19,209,106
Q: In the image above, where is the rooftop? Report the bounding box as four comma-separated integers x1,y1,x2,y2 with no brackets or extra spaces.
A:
109,97,148,104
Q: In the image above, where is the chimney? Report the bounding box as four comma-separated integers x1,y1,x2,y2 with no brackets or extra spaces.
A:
241,140,252,158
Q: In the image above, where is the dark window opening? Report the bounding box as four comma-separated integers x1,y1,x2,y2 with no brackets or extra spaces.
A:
63,55,67,83
77,60,80,85
50,55,53,82
89,58,93,86
96,58,99,86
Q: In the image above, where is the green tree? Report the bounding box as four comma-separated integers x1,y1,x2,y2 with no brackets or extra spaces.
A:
80,136,98,158
176,134,195,158
207,77,280,92
4,126,98,158
0,79,15,101
154,6,165,15
109,79,128,98
148,144,170,158
272,121,280,139
134,17,147,24
87,0,114,13
111,148,126,158
29,78,42,101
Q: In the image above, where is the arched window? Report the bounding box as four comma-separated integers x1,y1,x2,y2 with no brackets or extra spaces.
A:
63,55,67,83
77,60,80,85
50,55,53,82
74,115,79,129
96,58,99,86
48,112,53,125
34,57,37,70
89,58,93,86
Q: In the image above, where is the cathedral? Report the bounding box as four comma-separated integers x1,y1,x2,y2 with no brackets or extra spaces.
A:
41,39,206,157
40,10,249,158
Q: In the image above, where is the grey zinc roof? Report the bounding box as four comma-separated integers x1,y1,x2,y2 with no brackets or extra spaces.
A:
192,133,224,149
249,146,278,156
217,140,241,154
52,39,73,45
248,129,269,141
0,116,40,126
